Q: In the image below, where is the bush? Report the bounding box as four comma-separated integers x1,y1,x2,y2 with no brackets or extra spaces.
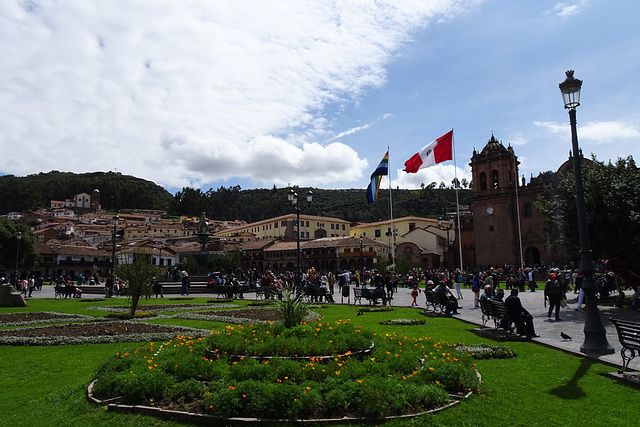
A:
276,286,308,328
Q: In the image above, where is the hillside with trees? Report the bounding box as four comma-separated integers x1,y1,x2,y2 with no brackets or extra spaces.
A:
173,184,471,223
0,171,471,222
0,171,174,213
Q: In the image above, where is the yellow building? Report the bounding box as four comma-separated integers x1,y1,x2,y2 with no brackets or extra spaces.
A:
351,216,456,268
214,214,351,241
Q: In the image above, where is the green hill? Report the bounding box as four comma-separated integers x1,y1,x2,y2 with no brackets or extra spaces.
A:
0,171,174,214
0,171,471,222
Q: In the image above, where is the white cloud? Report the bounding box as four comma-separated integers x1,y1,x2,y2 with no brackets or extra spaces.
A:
534,120,640,143
392,163,472,190
550,1,589,18
0,0,477,190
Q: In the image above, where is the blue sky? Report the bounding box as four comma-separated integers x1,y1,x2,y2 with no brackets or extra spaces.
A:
1,0,639,195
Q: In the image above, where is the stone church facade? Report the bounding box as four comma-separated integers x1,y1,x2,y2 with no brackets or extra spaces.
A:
468,135,564,268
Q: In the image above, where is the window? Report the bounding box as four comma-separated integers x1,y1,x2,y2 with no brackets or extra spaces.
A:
375,229,381,238
492,170,499,189
306,221,310,227
409,223,416,232
480,172,487,190
342,224,345,230
524,203,533,217
274,222,278,228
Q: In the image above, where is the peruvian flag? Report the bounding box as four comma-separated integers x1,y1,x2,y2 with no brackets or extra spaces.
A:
403,130,453,173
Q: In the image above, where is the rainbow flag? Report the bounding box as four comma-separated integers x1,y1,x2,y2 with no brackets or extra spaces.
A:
366,150,389,203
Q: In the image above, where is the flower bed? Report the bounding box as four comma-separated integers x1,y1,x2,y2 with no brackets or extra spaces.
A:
0,311,94,327
0,321,209,346
91,321,481,420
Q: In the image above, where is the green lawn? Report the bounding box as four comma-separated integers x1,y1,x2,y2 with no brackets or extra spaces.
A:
0,297,636,426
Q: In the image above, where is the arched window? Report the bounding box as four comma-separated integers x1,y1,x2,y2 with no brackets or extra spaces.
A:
492,170,499,189
524,203,533,217
480,173,487,190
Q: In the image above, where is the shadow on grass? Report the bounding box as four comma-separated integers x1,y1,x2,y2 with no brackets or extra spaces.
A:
548,358,593,399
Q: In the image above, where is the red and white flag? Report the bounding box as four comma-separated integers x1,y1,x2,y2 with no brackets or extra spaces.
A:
403,130,453,173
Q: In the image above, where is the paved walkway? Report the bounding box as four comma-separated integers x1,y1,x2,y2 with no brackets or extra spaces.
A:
22,283,639,372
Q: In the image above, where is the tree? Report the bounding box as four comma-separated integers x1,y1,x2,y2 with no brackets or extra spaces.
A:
0,219,39,278
376,254,389,274
116,251,160,316
395,253,412,276
536,156,640,305
461,178,468,189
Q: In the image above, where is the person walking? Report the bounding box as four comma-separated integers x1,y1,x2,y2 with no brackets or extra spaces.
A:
181,273,191,295
454,268,463,300
411,284,420,306
544,272,562,321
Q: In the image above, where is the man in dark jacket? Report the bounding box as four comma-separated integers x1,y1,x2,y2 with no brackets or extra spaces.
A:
544,273,562,321
505,289,539,337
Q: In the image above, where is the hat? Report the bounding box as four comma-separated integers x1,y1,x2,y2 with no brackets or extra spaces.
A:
427,280,434,285
549,273,557,278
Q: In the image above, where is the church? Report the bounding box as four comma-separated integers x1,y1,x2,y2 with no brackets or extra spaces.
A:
466,135,577,268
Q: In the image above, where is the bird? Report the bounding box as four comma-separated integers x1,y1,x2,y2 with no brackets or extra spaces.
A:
561,332,572,341
356,311,363,316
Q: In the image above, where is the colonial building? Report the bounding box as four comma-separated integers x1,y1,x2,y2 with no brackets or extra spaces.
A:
469,135,573,267
215,214,351,241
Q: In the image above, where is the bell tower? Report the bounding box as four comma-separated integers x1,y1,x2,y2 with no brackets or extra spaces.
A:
91,189,101,211
470,135,520,266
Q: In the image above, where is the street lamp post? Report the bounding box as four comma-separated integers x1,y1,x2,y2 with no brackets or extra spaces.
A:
111,215,119,275
359,235,364,284
437,218,454,271
559,70,613,354
14,232,22,289
287,189,313,287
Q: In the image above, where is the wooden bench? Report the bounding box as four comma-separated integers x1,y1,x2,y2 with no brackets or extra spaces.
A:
424,290,447,313
353,288,388,305
609,317,640,374
54,285,65,299
480,299,512,332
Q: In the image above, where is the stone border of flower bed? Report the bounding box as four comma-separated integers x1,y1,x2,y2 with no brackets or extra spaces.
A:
87,378,463,424
0,311,95,328
379,318,426,325
174,308,321,326
87,304,238,314
204,340,375,362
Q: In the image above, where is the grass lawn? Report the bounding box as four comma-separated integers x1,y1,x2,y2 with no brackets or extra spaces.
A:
1,297,637,426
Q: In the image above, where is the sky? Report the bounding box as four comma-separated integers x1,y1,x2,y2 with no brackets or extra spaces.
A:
2,0,639,196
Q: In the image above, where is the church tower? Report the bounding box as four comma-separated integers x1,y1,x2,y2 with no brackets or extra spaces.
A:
91,189,101,211
470,135,521,266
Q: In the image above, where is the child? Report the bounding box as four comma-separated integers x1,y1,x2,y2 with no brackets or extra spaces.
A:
411,284,420,306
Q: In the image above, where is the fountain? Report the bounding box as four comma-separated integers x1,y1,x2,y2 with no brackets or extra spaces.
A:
180,212,224,277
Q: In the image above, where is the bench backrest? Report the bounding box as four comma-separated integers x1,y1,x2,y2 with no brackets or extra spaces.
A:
354,288,363,298
488,299,508,319
610,317,640,350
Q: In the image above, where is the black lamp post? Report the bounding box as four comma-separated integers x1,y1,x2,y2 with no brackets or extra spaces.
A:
157,242,166,267
111,215,119,275
359,234,364,284
287,189,312,287
437,218,454,270
559,70,613,354
14,232,22,289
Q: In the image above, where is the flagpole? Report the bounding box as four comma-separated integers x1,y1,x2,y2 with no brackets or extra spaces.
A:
388,145,396,269
452,130,463,272
513,151,524,269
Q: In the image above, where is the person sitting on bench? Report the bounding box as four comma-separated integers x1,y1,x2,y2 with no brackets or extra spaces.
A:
504,289,539,338
434,281,458,315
